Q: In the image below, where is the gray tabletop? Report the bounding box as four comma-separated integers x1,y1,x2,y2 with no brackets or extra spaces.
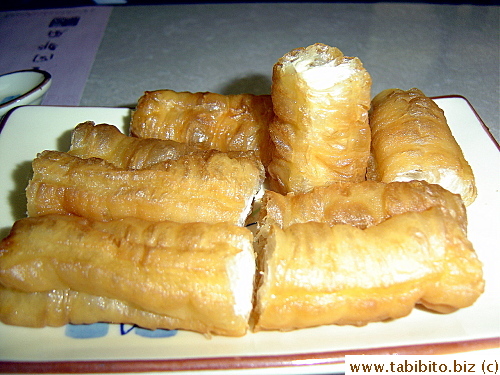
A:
80,2,499,144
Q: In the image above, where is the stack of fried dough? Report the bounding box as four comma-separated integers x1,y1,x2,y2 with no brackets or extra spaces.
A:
0,43,483,336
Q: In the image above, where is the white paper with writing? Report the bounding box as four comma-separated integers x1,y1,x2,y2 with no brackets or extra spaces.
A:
0,6,112,106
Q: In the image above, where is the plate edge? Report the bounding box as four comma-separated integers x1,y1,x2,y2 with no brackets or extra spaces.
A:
0,337,498,373
432,94,500,150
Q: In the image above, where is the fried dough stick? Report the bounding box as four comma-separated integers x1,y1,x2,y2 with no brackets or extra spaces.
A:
0,286,205,334
254,207,484,332
259,180,467,232
26,150,264,226
130,90,274,165
368,88,476,206
0,215,255,337
267,43,372,194
69,121,204,169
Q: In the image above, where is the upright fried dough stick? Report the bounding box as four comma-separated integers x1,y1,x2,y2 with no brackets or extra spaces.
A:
0,215,255,336
26,150,264,225
368,88,476,206
268,43,372,194
130,90,274,165
254,207,484,332
69,121,203,169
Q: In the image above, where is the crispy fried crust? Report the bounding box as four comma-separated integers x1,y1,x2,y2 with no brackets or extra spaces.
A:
26,150,264,226
130,90,274,165
0,286,208,333
69,121,203,169
0,215,255,336
267,43,372,193
258,180,467,232
368,88,477,206
254,207,484,332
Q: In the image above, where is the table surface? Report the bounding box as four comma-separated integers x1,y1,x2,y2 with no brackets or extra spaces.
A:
78,2,500,145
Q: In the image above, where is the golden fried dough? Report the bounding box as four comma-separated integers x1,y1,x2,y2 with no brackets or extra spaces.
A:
259,180,467,232
368,88,476,206
254,207,483,332
69,121,203,169
0,215,255,336
130,90,274,165
26,150,264,226
267,43,372,193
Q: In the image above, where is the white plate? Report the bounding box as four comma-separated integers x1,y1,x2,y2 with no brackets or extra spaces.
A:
0,98,498,373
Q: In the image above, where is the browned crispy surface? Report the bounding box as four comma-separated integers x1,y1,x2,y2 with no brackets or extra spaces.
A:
368,88,477,206
0,215,255,336
0,287,229,335
69,121,203,169
254,207,484,332
258,180,467,232
130,90,274,165
267,43,372,194
26,150,264,225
